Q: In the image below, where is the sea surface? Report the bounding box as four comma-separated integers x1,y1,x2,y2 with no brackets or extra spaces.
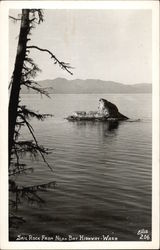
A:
10,93,152,241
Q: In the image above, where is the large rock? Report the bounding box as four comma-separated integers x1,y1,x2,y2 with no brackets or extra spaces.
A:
66,98,128,121
98,98,128,120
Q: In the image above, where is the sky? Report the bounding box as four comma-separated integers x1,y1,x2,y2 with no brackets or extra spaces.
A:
9,9,152,84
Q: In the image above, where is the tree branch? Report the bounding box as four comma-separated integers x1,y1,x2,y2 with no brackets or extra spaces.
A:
23,82,51,98
9,16,21,21
18,105,53,121
27,45,73,75
18,114,53,172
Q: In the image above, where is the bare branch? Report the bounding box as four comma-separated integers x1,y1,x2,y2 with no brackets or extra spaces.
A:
27,45,73,75
9,16,21,21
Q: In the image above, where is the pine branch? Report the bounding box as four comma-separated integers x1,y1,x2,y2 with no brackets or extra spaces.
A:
22,63,41,78
10,180,55,194
22,79,52,97
18,105,53,121
9,179,55,210
9,167,33,177
22,181,56,192
24,57,36,67
23,79,41,87
29,9,44,24
15,140,50,158
24,83,51,98
27,45,73,75
18,114,53,172
26,191,45,204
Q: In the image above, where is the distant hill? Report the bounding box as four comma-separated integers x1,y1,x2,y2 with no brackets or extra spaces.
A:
21,78,152,94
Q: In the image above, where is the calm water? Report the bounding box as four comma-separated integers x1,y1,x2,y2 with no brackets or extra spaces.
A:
10,94,152,241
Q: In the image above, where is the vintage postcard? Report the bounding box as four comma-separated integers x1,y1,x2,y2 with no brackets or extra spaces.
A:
0,1,159,249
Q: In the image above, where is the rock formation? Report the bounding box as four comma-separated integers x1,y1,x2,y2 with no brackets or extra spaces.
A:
66,98,128,121
98,98,128,120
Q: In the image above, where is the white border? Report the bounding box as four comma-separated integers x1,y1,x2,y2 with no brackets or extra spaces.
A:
0,1,159,249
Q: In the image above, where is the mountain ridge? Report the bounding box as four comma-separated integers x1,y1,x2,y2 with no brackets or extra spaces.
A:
21,77,152,94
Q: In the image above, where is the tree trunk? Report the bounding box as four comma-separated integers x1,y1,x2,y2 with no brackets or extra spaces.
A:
9,9,30,163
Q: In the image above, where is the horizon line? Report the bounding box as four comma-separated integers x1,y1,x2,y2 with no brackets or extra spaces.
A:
37,77,152,85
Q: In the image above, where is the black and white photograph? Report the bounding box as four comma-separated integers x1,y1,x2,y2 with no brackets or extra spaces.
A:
0,1,159,249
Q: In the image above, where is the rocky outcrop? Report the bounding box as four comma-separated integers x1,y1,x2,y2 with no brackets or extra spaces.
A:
98,98,128,120
66,98,128,121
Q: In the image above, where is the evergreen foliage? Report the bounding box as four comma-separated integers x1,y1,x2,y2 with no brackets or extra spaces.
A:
9,9,73,228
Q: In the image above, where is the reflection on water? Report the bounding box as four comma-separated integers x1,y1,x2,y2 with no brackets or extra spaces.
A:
10,94,152,241
73,120,119,131
107,120,119,131
71,120,120,137
70,120,121,142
